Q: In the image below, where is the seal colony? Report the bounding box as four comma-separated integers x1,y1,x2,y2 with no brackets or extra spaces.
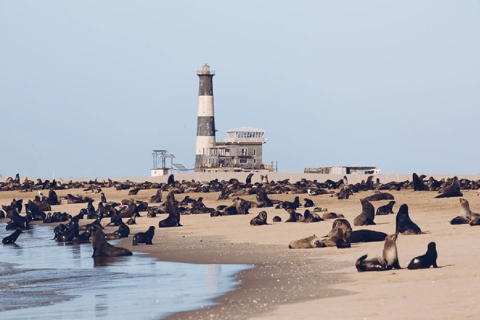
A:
1,172,480,319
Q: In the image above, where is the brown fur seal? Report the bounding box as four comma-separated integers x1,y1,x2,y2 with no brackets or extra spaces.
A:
272,216,282,222
250,211,268,226
2,229,22,244
355,234,400,271
322,219,352,248
451,198,480,225
132,226,155,245
435,176,463,198
350,230,387,243
285,209,303,222
407,242,438,269
321,212,344,220
413,173,429,191
288,234,323,249
303,209,323,223
363,193,394,202
376,201,396,215
90,226,132,257
396,204,422,234
353,199,376,226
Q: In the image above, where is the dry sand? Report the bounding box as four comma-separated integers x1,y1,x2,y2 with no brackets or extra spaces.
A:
1,184,480,319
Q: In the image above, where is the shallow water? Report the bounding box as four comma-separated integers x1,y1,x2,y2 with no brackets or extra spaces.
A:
0,223,251,319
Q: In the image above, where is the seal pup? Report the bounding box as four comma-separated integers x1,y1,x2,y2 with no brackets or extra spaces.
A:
245,173,254,184
250,211,268,226
101,192,107,203
355,234,400,272
132,226,155,245
396,204,422,235
2,229,22,244
272,216,282,222
90,226,132,257
407,242,438,269
376,201,396,215
353,199,376,226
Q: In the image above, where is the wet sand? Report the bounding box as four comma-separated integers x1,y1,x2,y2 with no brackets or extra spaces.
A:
2,181,480,319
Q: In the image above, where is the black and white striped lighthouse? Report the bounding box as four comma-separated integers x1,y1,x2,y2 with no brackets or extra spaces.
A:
195,64,216,168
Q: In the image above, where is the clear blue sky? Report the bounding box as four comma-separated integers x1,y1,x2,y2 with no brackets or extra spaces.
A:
1,1,479,178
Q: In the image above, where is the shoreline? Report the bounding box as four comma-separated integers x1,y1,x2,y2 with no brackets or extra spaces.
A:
118,233,352,320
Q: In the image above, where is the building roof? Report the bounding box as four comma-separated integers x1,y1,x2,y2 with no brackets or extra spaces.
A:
224,126,267,144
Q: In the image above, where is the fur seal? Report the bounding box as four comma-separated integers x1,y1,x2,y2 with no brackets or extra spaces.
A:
285,209,303,222
132,226,155,245
250,211,268,226
90,226,132,257
159,192,182,227
413,173,429,191
350,230,387,243
355,234,400,271
322,219,352,248
288,234,323,249
363,193,394,202
451,198,480,225
304,198,314,208
407,242,438,269
272,216,282,222
2,229,22,244
303,209,323,223
245,173,254,184
321,212,344,220
282,197,300,211
435,176,463,198
353,199,376,226
396,204,422,235
376,201,396,215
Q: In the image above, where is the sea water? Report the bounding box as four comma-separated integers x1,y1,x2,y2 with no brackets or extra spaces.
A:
0,223,251,319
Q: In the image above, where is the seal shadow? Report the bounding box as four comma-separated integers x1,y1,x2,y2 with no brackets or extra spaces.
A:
3,243,21,249
93,255,133,267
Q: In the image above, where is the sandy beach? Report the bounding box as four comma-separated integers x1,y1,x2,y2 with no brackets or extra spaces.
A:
1,176,480,319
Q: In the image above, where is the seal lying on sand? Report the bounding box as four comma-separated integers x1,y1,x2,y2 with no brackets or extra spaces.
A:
132,226,155,245
396,204,423,235
288,235,323,249
288,219,352,249
350,230,387,243
90,226,132,257
354,199,376,226
250,211,268,226
407,242,438,269
355,234,400,271
363,193,394,202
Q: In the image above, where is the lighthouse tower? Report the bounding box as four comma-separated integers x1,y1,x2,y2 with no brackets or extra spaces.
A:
195,64,216,169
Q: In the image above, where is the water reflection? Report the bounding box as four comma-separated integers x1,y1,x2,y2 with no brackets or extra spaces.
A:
0,222,252,319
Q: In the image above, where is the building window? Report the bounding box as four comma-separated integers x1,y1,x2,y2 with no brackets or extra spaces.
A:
253,149,256,156
254,159,256,164
241,148,248,156
240,158,247,164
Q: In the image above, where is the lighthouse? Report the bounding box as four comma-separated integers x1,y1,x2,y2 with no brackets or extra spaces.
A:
195,64,216,169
